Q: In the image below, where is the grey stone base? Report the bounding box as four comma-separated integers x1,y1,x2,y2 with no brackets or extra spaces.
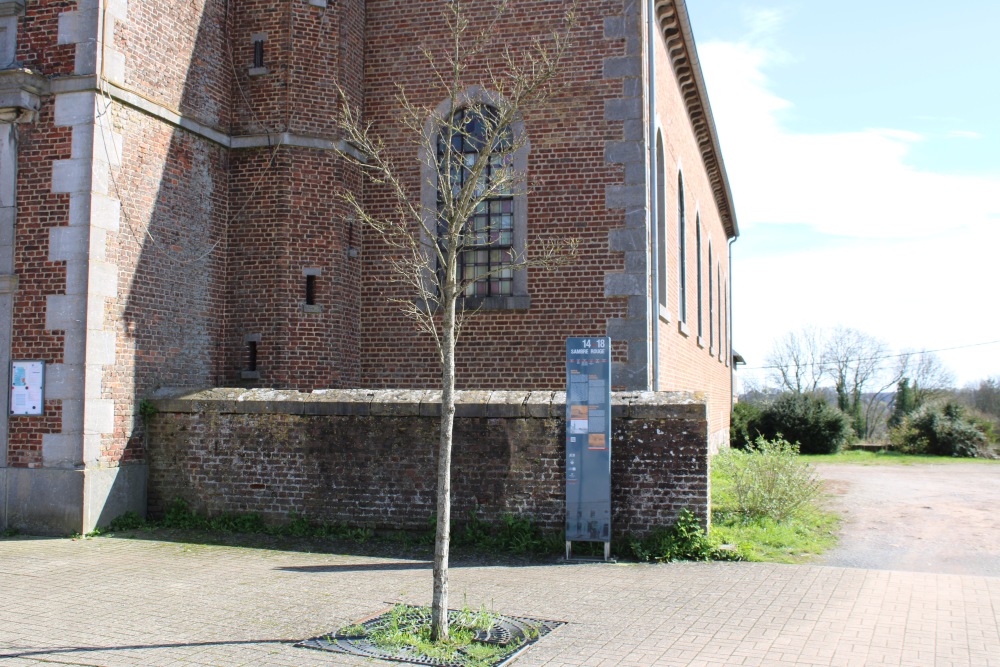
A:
84,464,148,532
1,464,146,535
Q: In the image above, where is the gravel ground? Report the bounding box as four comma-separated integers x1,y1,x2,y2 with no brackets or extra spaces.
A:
814,461,1000,576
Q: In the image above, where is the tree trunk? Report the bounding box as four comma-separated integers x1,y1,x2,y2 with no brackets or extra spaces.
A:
431,294,457,641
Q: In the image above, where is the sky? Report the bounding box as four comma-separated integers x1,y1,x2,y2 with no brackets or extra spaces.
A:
684,0,1000,389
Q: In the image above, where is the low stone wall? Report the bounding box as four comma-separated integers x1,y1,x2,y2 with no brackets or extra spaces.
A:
147,388,709,537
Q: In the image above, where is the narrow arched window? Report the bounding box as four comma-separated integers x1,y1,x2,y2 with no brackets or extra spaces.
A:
677,171,687,323
718,264,723,361
696,216,703,339
708,241,714,351
438,107,515,298
656,134,667,311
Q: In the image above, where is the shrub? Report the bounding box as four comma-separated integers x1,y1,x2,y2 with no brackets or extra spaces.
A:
755,392,851,454
730,401,763,449
628,508,739,562
713,437,823,523
889,402,988,457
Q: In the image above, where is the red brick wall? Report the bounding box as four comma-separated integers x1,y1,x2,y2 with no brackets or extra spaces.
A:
653,32,733,445
9,98,70,468
224,147,363,388
16,0,77,75
359,0,631,390
104,104,230,462
119,0,232,130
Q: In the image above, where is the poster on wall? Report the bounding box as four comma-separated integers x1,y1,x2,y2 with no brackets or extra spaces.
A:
10,360,45,416
565,337,611,559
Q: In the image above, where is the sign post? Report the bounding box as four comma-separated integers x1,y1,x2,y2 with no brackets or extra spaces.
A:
565,337,612,561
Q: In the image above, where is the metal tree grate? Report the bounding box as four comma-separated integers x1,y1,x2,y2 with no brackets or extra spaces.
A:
297,605,564,667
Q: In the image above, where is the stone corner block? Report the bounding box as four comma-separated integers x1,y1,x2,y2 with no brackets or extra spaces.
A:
604,273,645,297
57,9,99,46
53,91,96,127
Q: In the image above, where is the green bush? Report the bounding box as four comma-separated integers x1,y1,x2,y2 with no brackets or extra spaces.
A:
889,403,988,457
755,392,851,454
628,508,739,562
730,401,763,449
713,437,823,523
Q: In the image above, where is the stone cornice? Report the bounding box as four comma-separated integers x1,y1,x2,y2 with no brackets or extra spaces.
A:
0,1,24,19
654,0,738,239
0,68,48,122
50,75,365,159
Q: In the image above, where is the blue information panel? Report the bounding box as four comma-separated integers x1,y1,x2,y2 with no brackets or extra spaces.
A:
565,337,611,546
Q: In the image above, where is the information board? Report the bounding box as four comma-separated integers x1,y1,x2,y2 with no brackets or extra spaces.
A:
10,360,45,416
565,337,611,548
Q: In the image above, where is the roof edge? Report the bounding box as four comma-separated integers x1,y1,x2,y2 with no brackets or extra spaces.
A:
654,0,739,239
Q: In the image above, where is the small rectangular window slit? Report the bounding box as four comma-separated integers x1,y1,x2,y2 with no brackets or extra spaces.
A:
253,40,265,69
247,341,258,372
305,275,316,305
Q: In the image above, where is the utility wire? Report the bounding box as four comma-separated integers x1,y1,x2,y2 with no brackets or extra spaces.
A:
742,338,1000,372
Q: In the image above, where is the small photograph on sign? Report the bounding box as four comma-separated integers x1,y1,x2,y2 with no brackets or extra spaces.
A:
570,404,589,434
588,433,607,450
588,380,606,406
588,408,606,433
568,373,588,403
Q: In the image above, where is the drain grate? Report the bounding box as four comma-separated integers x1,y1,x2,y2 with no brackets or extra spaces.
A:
297,605,564,667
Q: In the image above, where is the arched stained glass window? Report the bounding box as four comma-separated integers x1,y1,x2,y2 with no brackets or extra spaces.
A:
437,107,515,298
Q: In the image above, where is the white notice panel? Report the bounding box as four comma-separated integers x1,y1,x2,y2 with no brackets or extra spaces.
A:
10,360,45,416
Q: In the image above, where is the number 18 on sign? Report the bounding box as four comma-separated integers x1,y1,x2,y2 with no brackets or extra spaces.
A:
565,337,612,561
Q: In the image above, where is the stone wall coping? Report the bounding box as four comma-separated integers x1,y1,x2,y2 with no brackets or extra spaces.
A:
149,387,707,420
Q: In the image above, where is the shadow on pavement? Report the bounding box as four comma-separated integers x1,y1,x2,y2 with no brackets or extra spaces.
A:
87,530,564,569
1,639,297,661
277,561,432,573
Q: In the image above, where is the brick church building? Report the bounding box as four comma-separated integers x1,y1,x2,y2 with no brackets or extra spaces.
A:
0,0,737,534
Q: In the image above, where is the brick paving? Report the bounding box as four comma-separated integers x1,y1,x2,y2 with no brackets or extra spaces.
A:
1,537,998,666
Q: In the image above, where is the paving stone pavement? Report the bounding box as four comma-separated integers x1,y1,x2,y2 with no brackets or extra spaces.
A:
1,536,998,666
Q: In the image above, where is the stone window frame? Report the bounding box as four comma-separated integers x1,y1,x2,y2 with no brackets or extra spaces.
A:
419,86,530,311
677,169,689,336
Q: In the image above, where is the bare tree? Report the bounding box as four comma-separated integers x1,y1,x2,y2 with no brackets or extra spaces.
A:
335,0,576,641
765,326,825,394
822,327,898,440
895,350,955,406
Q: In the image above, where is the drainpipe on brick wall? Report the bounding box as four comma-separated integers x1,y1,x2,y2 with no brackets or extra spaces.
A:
647,0,659,391
728,236,736,413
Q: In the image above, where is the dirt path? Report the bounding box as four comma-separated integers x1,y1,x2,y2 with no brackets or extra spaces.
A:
814,462,1000,576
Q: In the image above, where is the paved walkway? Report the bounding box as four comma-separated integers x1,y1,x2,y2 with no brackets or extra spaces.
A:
2,537,999,666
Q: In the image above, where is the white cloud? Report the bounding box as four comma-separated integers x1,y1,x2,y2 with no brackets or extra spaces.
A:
733,225,1000,387
946,129,983,139
700,34,1000,386
698,41,1000,240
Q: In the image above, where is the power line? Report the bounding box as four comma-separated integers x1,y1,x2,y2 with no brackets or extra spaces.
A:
742,338,1000,372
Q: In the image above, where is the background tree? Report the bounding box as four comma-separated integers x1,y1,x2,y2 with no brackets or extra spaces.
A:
821,327,897,440
887,378,914,429
975,377,1000,417
894,350,955,408
748,327,962,446
765,326,825,394
336,0,576,641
